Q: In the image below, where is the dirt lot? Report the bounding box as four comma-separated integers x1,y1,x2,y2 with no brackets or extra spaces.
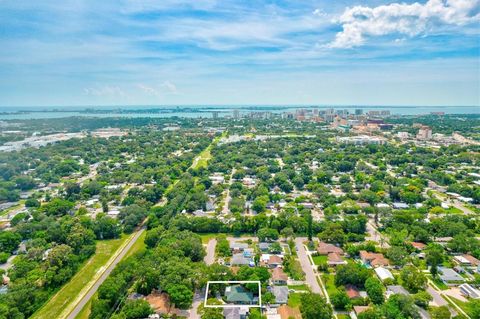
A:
146,291,189,317
278,305,302,319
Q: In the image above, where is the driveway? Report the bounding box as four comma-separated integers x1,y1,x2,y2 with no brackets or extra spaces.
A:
294,237,321,294
204,239,217,265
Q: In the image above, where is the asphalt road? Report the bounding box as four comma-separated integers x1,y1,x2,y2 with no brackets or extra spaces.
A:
188,290,204,319
294,237,322,294
204,238,217,265
427,286,448,307
66,227,146,319
366,221,390,248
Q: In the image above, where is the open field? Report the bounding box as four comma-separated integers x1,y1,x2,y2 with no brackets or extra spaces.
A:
74,230,147,318
191,146,212,169
31,235,129,319
124,229,146,259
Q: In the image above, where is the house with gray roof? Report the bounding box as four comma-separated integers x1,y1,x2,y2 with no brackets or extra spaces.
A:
224,307,249,319
387,285,409,296
438,267,465,286
272,286,289,305
230,242,249,252
230,253,253,266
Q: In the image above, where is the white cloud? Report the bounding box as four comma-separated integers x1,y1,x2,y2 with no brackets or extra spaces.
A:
137,81,178,96
328,0,480,48
161,81,178,94
137,83,160,96
83,85,126,97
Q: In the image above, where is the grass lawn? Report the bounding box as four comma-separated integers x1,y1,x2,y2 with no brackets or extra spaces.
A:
191,147,212,170
337,314,351,319
312,255,328,266
288,293,302,307
446,207,463,214
322,273,338,297
74,231,147,319
430,277,449,290
74,295,95,319
287,284,309,291
0,200,25,217
124,230,146,259
31,235,129,319
200,233,220,244
446,296,475,317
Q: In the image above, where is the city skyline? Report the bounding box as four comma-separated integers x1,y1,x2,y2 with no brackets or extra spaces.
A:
0,0,479,107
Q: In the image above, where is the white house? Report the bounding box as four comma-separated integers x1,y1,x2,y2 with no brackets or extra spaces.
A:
459,284,480,299
375,267,394,281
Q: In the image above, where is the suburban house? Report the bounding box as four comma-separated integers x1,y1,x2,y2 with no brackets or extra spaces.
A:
455,254,480,267
359,251,390,267
374,267,394,282
438,267,465,286
317,242,344,255
392,202,409,209
259,242,271,252
230,242,249,252
350,306,371,319
230,253,254,266
266,255,283,268
459,283,480,299
224,307,249,319
225,285,256,305
260,254,283,268
271,267,288,285
327,252,347,266
386,285,409,297
243,248,254,258
410,242,426,251
272,286,289,305
345,285,366,299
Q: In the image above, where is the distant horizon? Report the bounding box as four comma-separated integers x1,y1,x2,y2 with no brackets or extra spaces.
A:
1,1,479,106
0,104,479,111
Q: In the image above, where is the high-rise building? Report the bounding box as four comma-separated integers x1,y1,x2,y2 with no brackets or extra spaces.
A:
212,111,219,119
416,126,432,140
355,109,363,115
233,109,240,119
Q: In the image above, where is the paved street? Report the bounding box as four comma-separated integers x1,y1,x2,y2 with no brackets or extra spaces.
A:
294,237,322,294
366,221,390,248
188,290,204,319
204,238,217,265
222,169,235,215
427,187,474,215
427,286,448,307
66,227,146,319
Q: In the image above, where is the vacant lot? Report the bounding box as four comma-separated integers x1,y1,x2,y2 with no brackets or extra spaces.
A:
31,235,128,319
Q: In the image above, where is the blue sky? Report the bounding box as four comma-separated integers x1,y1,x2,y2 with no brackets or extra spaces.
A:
0,0,479,107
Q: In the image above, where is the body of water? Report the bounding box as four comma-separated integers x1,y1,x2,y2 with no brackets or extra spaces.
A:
0,105,478,120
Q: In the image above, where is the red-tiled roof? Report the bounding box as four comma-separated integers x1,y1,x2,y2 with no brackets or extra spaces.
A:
317,242,344,255
359,250,390,267
345,285,360,299
462,254,480,266
411,242,426,250
271,267,288,281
